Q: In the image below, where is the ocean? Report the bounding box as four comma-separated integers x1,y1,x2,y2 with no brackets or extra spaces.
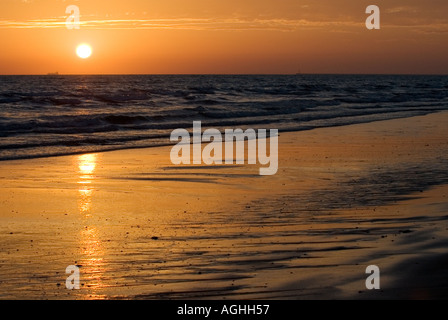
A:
0,74,447,161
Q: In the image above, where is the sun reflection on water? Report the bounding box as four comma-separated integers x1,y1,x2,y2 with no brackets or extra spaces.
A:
76,153,106,299
77,154,97,217
78,154,97,181
78,186,93,215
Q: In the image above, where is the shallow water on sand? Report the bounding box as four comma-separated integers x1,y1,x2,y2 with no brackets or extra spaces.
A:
1,113,447,299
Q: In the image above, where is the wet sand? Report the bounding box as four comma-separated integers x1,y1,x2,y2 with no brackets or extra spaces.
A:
0,112,448,299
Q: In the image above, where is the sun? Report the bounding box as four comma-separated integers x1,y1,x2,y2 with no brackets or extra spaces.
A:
76,44,92,59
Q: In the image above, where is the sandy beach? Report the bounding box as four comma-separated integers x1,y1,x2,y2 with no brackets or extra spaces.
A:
1,111,448,300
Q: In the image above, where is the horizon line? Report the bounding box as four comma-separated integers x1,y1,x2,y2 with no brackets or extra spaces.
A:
1,73,448,76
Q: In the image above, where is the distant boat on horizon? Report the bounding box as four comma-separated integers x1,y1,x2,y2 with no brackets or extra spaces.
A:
46,72,59,76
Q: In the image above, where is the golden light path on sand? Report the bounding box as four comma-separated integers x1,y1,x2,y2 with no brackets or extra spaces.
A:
76,154,106,298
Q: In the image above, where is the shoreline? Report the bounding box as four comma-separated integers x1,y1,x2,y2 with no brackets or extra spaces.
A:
0,111,448,299
1,110,445,163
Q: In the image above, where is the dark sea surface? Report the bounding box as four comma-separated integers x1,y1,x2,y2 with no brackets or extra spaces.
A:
0,74,447,161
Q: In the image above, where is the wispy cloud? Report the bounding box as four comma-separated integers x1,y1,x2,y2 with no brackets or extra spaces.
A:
0,17,362,31
385,6,418,14
1,16,447,34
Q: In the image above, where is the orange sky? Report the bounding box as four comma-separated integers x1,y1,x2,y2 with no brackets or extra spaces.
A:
0,0,447,75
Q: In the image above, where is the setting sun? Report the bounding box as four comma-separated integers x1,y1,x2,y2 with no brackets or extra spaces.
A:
76,44,92,59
